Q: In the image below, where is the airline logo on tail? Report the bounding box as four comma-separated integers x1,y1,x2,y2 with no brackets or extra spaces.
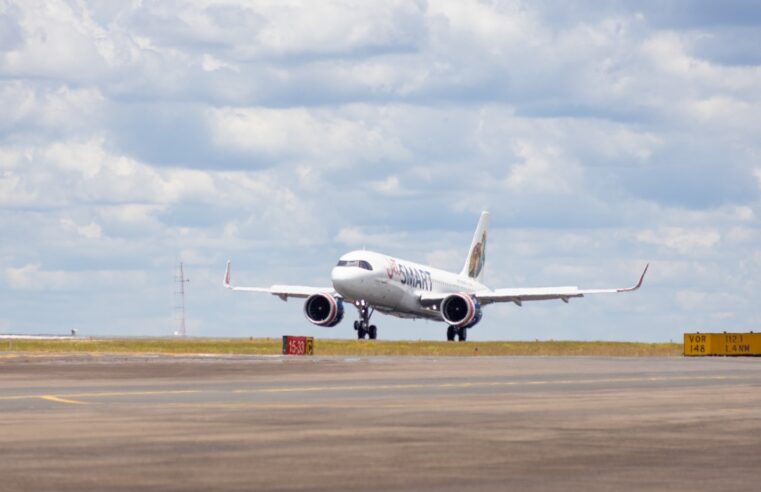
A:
467,231,486,279
461,211,489,281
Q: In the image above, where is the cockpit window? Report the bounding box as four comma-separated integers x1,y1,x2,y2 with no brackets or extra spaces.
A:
336,260,373,271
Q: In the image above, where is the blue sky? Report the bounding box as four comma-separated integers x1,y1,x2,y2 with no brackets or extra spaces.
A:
2,0,760,341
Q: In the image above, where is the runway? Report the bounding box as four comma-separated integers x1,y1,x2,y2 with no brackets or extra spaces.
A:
1,354,760,491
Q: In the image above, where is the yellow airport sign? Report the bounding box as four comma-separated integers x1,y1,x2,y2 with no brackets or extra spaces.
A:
684,332,761,356
684,333,711,356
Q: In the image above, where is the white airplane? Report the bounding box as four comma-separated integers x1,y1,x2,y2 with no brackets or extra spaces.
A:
224,211,648,341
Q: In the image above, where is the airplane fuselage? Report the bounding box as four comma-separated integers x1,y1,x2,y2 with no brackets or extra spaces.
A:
331,250,487,321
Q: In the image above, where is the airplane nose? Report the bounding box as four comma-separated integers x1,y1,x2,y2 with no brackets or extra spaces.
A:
331,267,359,295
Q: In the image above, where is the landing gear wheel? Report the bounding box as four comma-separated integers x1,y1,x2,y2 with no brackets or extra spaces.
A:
446,326,456,341
457,327,467,342
354,300,376,341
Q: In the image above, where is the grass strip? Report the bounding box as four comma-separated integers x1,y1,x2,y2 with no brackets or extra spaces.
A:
1,338,682,357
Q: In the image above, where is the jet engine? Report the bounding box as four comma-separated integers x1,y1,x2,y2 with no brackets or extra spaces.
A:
303,293,344,327
440,293,482,328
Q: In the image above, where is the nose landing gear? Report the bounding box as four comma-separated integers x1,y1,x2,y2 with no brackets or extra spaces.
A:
353,300,377,340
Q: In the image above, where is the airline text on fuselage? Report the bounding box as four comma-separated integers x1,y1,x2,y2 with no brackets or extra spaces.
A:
386,259,432,292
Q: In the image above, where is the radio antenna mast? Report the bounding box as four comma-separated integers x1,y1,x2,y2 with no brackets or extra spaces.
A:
174,262,190,337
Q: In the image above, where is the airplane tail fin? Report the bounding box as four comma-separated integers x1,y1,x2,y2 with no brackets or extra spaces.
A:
460,211,489,282
224,260,232,288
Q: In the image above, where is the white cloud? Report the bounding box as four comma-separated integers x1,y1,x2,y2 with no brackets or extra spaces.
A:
641,31,761,93
201,53,239,73
247,1,426,57
637,228,721,254
60,218,103,239
0,170,36,206
753,252,761,268
428,0,535,53
2,139,220,207
674,290,707,310
335,228,406,249
5,264,148,291
689,95,751,122
1,1,760,341
96,204,166,229
425,248,462,273
207,105,408,165
1,0,118,80
504,141,581,193
370,175,403,195
0,82,104,136
674,290,742,315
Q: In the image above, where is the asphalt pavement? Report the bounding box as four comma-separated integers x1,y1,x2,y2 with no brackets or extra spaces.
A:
1,353,760,491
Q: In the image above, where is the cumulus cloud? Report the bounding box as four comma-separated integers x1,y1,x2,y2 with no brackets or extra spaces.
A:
636,228,721,255
504,141,581,193
370,175,405,195
1,138,219,207
207,105,408,166
335,227,406,249
4,263,148,291
60,218,103,239
1,0,760,340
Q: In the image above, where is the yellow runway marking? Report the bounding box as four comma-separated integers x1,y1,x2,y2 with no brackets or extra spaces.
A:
39,395,87,405
0,389,201,402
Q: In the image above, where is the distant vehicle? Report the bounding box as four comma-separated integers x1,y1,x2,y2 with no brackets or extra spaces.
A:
224,211,648,341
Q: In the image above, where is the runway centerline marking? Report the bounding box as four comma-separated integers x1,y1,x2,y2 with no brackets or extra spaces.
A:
39,395,87,405
0,375,751,403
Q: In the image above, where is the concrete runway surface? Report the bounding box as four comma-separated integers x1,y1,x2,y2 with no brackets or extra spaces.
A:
1,353,760,491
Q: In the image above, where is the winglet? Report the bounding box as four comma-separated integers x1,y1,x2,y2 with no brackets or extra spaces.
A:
618,263,649,292
224,260,232,289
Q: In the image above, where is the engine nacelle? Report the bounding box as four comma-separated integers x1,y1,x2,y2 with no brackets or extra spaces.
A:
440,293,482,329
303,293,344,327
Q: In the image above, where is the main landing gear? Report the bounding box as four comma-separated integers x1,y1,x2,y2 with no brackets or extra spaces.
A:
353,300,377,340
446,326,467,342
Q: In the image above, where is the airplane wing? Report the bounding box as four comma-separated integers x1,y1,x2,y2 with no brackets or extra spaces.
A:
421,264,649,307
223,261,335,301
